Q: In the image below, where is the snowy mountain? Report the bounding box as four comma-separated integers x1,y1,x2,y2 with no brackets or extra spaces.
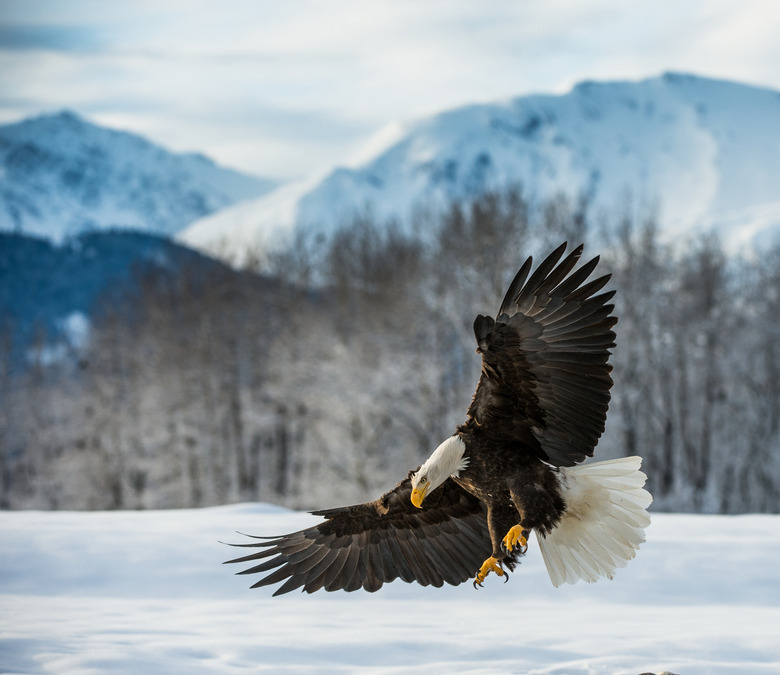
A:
0,111,278,240
180,73,780,261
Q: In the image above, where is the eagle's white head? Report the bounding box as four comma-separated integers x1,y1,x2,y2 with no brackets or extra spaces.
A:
410,435,469,508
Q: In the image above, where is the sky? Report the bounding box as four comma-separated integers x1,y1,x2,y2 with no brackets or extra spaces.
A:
1,0,779,180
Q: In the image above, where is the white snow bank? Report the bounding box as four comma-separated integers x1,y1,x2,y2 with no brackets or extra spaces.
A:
1,505,778,674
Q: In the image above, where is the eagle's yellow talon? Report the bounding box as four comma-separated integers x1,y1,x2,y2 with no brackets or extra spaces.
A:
502,524,528,553
473,556,504,587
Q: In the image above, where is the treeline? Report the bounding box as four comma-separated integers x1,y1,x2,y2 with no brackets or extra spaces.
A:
1,188,778,512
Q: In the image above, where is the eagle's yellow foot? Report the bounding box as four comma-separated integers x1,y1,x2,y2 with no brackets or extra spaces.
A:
502,525,528,553
473,556,505,588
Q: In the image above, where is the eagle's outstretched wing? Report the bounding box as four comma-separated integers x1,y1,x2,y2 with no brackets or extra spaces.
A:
467,242,617,467
226,477,494,595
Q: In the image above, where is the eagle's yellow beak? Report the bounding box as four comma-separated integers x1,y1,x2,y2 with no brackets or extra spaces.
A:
411,484,428,508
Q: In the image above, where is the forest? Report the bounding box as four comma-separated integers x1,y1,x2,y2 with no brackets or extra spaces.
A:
1,187,779,513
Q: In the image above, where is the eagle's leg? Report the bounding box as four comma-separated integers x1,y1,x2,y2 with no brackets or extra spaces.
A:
473,556,505,588
475,504,521,587
502,524,529,554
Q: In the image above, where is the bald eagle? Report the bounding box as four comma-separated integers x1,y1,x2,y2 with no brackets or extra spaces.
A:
227,242,652,595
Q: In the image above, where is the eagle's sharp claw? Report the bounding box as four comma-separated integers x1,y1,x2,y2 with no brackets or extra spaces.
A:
502,525,528,554
473,556,504,588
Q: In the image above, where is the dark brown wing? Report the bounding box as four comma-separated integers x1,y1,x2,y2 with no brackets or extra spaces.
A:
466,242,617,467
225,476,491,595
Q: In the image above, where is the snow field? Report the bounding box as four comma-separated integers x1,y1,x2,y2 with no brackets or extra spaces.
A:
1,504,778,674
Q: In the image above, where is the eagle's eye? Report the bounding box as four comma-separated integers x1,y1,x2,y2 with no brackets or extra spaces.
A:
420,476,427,484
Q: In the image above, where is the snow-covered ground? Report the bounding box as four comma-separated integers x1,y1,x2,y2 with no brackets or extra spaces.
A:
1,504,778,674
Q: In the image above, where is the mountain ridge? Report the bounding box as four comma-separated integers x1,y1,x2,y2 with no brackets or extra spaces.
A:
180,72,780,262
0,110,278,240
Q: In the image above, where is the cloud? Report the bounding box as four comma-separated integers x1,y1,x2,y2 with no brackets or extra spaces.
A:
0,24,106,51
1,0,779,178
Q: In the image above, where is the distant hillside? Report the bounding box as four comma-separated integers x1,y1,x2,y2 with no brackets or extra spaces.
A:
0,111,278,240
0,230,231,368
180,72,780,262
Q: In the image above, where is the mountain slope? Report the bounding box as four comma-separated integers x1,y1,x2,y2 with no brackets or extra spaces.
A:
180,72,780,260
0,111,278,240
0,230,231,368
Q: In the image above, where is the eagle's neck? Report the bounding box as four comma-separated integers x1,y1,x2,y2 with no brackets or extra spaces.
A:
422,435,469,486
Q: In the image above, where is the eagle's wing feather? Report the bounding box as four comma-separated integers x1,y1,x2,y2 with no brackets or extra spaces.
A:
466,243,617,467
225,477,492,595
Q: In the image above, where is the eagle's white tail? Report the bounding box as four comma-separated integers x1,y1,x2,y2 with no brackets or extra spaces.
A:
537,456,652,587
